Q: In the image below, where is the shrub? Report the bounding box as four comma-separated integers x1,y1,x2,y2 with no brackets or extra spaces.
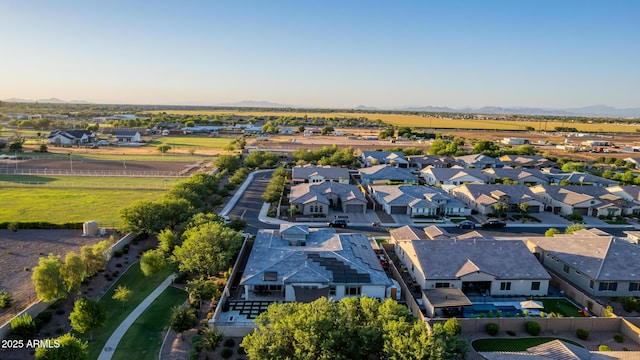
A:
486,323,499,336
525,321,541,336
188,348,198,360
10,314,38,339
114,249,124,258
0,289,13,308
36,310,53,324
238,345,246,355
202,328,223,351
221,347,233,359
191,334,203,352
576,328,589,340
614,333,624,343
223,338,235,348
443,317,462,336
598,345,611,351
506,330,516,336
620,296,637,312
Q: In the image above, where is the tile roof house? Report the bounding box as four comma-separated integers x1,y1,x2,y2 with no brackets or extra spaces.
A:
529,185,631,217
359,165,418,187
289,182,368,215
455,154,503,169
47,130,94,146
389,225,490,242
544,170,618,187
371,185,470,217
394,238,550,316
452,184,544,215
421,167,489,186
291,164,350,185
498,155,557,169
240,226,392,302
360,151,409,168
478,339,597,360
525,231,640,297
603,186,640,216
114,130,141,143
407,155,456,170
482,168,550,186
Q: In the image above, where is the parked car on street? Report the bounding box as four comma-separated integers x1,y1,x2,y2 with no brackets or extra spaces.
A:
481,219,506,228
456,220,476,229
329,219,347,228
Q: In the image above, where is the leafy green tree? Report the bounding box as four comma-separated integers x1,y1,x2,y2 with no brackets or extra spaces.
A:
158,229,178,254
519,202,530,216
172,221,243,277
119,200,166,234
493,203,508,218
170,305,197,340
32,254,66,302
10,314,37,340
321,126,334,135
140,249,166,276
561,162,587,172
473,140,500,155
443,317,462,336
9,141,23,152
35,333,88,360
157,144,172,153
62,252,85,295
545,228,560,237
565,224,586,234
215,155,241,172
0,288,12,308
428,138,459,156
80,240,110,277
69,298,106,341
622,170,635,184
244,151,279,168
602,169,613,179
112,285,132,308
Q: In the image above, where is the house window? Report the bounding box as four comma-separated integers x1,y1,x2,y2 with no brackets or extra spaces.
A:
629,283,640,292
598,282,618,291
500,282,511,291
589,280,594,289
563,264,570,273
435,282,450,288
531,282,541,291
329,286,336,296
268,285,283,291
346,286,361,296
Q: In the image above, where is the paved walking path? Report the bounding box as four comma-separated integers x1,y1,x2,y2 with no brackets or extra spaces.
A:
97,273,177,360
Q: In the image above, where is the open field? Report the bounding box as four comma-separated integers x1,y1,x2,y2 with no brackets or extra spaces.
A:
113,286,188,360
0,175,182,188
0,188,163,225
152,136,235,149
149,109,640,133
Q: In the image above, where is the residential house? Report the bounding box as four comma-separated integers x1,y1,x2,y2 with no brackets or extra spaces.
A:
607,186,640,215
114,131,141,143
389,225,490,243
394,238,550,316
421,167,488,186
543,170,618,187
240,226,392,302
454,154,502,169
525,230,640,297
371,185,470,217
482,168,549,186
359,165,418,187
290,182,367,214
498,155,557,169
501,137,530,145
47,130,94,146
407,155,456,170
279,127,295,135
360,151,409,168
529,185,625,217
452,184,543,215
291,164,350,185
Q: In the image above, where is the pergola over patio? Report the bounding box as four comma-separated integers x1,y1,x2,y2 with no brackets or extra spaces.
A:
423,288,472,318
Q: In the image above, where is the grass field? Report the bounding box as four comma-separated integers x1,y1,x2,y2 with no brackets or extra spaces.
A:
472,337,583,352
0,188,164,225
0,175,181,188
538,299,583,317
86,263,173,360
112,286,188,360
152,136,235,149
150,109,640,133
14,149,217,162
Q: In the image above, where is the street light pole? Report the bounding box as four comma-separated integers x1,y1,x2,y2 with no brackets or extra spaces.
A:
68,153,73,173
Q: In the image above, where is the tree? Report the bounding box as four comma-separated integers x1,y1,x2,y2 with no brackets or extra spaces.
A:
622,170,635,184
10,314,37,340
519,202,530,216
170,305,197,340
321,126,334,135
69,298,106,341
602,169,613,179
35,333,88,360
80,240,110,277
157,144,172,153
62,252,85,295
140,249,166,276
119,200,166,234
158,229,178,255
545,228,560,237
172,221,243,277
0,288,12,308
39,144,48,153
9,141,23,152
112,285,132,308
565,224,586,234
215,154,241,173
443,317,462,336
493,202,508,219
32,254,66,302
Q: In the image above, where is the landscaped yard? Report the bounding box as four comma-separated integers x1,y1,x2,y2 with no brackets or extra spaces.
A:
85,263,173,360
538,298,584,318
472,337,583,352
112,286,188,360
0,188,164,225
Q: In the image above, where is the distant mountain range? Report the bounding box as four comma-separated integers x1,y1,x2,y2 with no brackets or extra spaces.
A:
3,97,639,118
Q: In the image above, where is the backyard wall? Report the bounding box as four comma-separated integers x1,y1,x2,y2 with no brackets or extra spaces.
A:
548,270,608,317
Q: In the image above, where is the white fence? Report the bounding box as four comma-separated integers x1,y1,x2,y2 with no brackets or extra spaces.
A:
0,168,183,177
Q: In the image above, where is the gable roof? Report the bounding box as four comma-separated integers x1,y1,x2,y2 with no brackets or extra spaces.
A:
292,164,350,181
372,185,465,209
361,151,408,164
389,225,429,241
455,184,541,204
290,182,366,206
423,167,488,182
359,165,417,182
483,168,549,183
530,185,597,206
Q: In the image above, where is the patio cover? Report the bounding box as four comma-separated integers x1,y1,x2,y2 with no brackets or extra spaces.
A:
424,288,472,308
520,300,544,309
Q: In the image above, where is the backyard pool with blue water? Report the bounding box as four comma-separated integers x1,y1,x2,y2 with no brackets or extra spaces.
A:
463,303,521,318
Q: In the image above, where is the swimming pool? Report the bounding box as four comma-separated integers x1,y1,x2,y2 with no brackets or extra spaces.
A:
463,304,521,318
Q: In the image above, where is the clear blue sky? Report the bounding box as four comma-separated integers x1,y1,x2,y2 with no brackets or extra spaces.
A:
1,1,638,109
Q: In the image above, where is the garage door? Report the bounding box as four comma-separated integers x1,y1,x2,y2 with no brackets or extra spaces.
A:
574,208,589,215
391,206,407,214
528,205,540,213
345,204,364,213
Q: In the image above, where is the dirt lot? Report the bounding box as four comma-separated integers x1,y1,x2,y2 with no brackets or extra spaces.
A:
0,229,110,326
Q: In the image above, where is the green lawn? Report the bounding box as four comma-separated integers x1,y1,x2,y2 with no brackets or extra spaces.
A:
17,151,213,162
85,263,173,360
151,136,235,149
538,299,583,317
0,188,164,225
0,174,181,188
112,287,188,360
472,337,584,352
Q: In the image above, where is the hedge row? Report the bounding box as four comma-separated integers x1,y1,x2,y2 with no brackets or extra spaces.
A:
0,222,83,230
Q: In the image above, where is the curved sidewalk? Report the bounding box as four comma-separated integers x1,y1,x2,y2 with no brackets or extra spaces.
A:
98,273,176,360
